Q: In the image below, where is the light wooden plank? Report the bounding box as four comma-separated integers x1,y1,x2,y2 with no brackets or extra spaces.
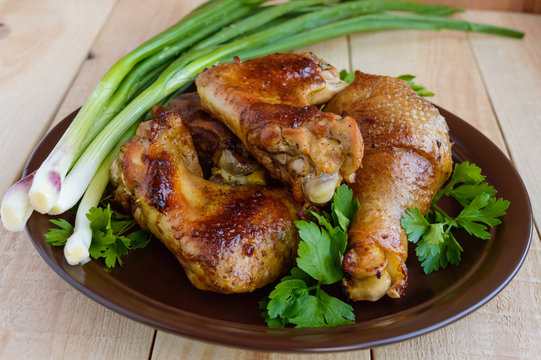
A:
347,13,541,360
0,0,207,359
151,333,371,360
0,0,117,196
463,11,541,230
297,37,351,72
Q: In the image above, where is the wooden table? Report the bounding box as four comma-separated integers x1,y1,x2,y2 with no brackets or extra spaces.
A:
1,1,540,359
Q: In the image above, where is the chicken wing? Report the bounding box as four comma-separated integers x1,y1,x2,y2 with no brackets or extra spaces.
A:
196,52,363,204
325,72,453,301
111,110,301,293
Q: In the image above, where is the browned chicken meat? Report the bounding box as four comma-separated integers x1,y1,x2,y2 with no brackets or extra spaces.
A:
325,72,453,301
110,110,301,293
160,92,268,186
196,52,364,204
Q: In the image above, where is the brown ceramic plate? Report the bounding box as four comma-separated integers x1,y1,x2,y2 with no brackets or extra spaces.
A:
24,106,532,352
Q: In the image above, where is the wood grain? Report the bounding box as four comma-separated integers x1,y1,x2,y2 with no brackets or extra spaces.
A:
0,0,117,196
463,11,541,229
151,333,371,360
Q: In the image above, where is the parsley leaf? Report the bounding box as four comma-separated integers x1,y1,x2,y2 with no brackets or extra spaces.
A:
45,219,74,246
127,230,151,249
339,69,355,84
415,223,446,273
87,204,150,268
455,193,509,239
397,74,435,97
331,184,359,233
402,162,509,274
340,71,435,97
449,183,497,207
262,270,354,328
262,184,358,328
401,208,429,243
267,279,309,319
451,161,486,185
311,289,355,326
436,161,487,202
295,221,342,284
46,204,150,268
289,289,354,328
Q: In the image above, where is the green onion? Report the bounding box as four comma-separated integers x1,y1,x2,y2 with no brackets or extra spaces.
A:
63,123,138,265
238,13,524,59
27,0,256,214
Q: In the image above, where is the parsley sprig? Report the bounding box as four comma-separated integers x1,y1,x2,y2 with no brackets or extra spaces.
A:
397,74,434,97
260,184,359,328
401,162,509,274
45,204,150,268
339,70,434,97
339,69,356,84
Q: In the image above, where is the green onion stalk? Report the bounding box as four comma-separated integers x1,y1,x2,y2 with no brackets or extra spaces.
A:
25,0,259,214
238,13,524,59
1,172,36,231
63,123,139,265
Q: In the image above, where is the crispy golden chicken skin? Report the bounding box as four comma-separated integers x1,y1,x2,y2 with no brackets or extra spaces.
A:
110,110,301,294
325,72,453,301
195,52,363,204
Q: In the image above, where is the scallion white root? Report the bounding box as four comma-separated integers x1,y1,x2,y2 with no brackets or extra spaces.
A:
1,172,35,231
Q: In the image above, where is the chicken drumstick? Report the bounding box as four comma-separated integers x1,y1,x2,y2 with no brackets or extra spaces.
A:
326,72,453,301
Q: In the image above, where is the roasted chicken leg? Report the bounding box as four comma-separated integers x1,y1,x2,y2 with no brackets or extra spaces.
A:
325,72,453,301
196,52,364,204
111,110,301,293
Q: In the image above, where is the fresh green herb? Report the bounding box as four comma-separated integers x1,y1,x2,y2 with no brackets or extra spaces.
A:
340,70,434,97
262,184,358,328
46,204,150,268
339,69,356,84
397,74,434,97
401,162,509,274
45,219,74,246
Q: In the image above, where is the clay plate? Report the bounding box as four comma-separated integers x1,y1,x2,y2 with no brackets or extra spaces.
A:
24,106,532,352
